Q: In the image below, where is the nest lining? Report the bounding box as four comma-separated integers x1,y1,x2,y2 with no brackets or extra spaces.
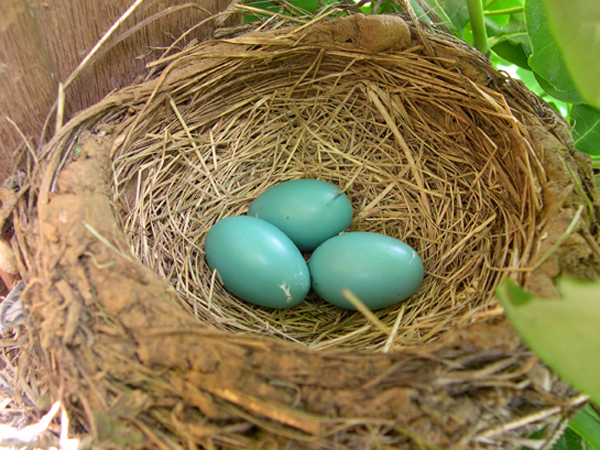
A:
108,17,541,351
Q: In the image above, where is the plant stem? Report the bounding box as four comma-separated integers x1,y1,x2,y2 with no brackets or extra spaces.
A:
484,6,524,16
467,0,489,55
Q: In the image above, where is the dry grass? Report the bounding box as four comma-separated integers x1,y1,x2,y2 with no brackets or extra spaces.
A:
104,11,539,352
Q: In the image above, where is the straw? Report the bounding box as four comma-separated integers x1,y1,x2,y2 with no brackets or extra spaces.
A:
104,18,540,351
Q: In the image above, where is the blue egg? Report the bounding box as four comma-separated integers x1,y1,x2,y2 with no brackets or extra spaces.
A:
308,232,424,310
205,216,310,308
247,179,353,251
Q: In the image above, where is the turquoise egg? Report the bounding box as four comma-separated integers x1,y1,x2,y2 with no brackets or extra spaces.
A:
205,216,310,308
247,179,353,251
308,232,424,310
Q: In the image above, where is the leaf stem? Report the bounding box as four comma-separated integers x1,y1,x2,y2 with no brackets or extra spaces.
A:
484,6,524,16
467,0,490,55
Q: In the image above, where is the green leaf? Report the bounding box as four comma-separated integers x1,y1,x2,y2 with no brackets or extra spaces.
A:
541,0,600,110
571,104,600,157
485,0,524,27
524,0,583,102
501,13,529,51
374,0,393,14
525,427,592,450
535,72,584,104
357,0,392,14
496,277,600,406
242,0,320,22
432,0,471,37
487,11,532,76
552,427,592,450
288,0,320,12
569,405,600,450
492,40,531,70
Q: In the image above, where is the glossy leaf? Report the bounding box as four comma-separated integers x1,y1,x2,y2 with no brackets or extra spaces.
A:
525,0,583,102
571,104,600,157
496,277,600,406
541,0,600,110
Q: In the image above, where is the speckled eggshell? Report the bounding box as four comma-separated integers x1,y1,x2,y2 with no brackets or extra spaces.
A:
247,179,353,251
205,216,310,308
308,232,424,310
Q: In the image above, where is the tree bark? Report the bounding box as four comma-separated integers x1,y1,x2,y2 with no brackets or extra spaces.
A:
0,0,233,185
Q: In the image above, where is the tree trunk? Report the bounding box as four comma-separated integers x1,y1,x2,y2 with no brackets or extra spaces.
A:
0,0,233,185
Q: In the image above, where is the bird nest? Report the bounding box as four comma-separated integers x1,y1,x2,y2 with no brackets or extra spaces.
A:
3,5,600,450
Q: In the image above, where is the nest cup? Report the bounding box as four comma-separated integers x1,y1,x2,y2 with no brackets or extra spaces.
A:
7,6,600,450
111,13,596,349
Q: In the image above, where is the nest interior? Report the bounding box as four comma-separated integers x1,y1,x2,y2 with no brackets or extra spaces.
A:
105,13,598,351
4,9,600,450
